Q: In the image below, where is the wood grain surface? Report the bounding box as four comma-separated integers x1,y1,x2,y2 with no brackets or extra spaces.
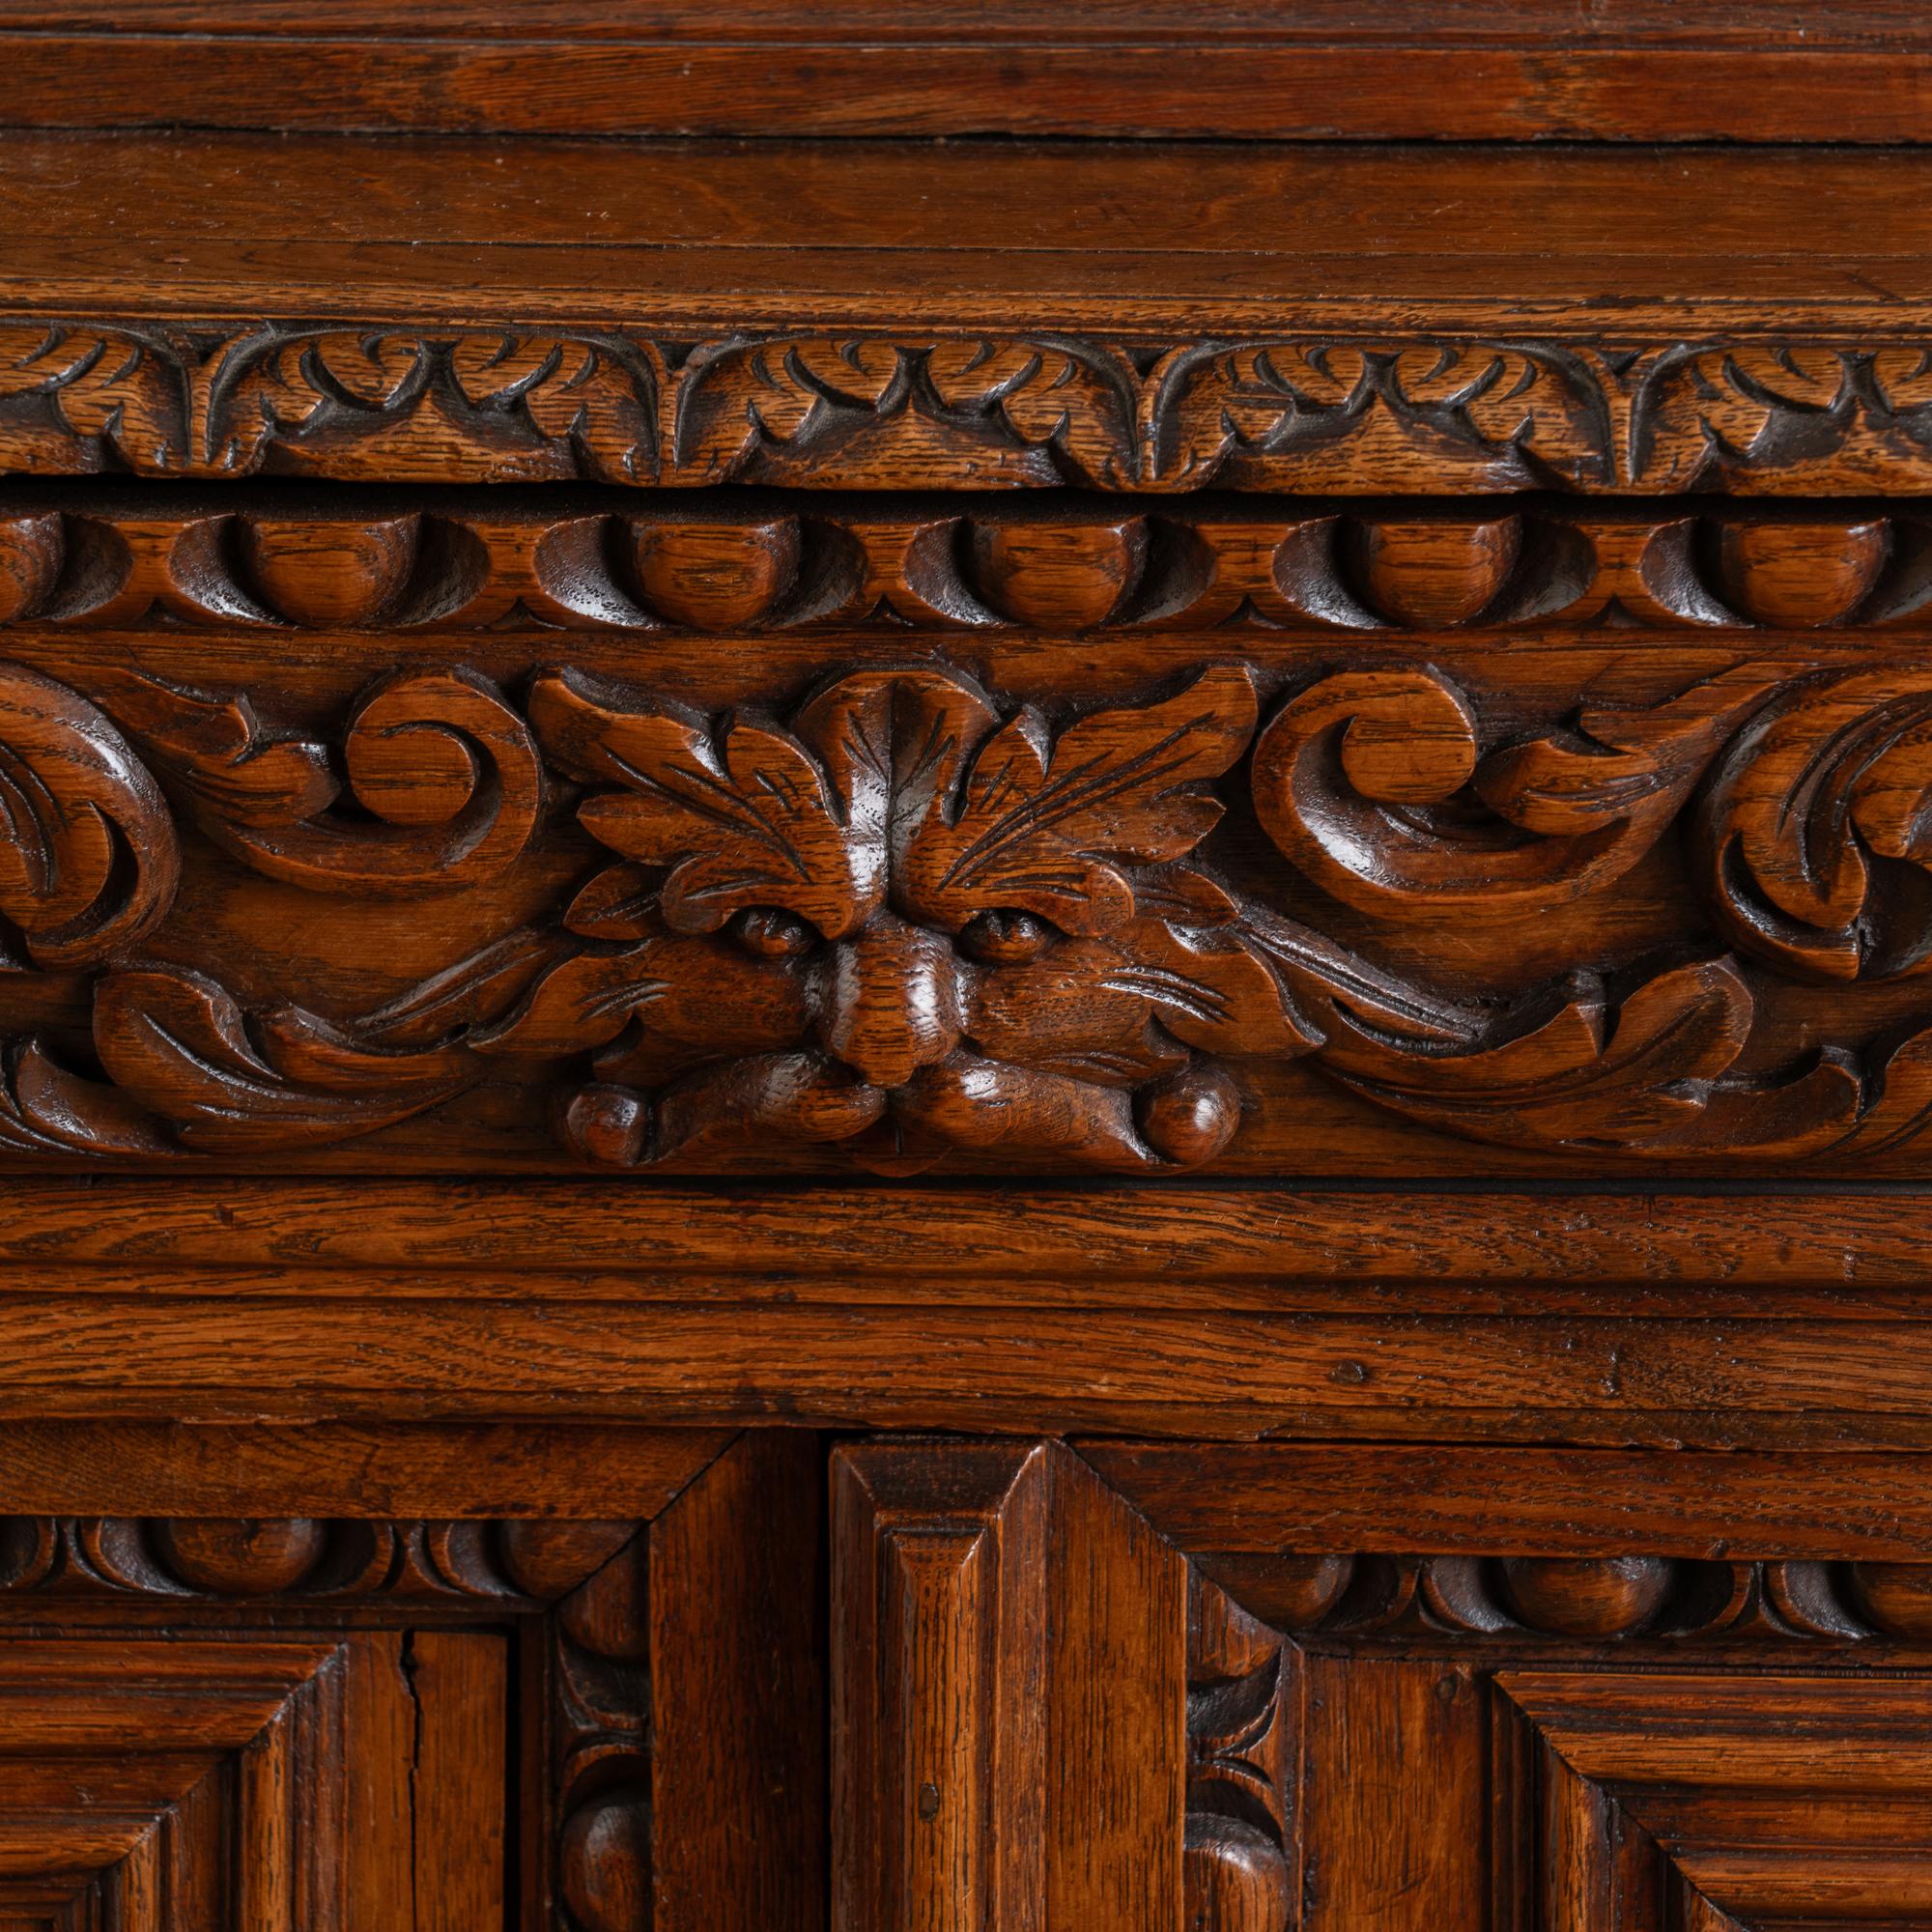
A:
3,4,1931,140
0,21,1927,1921
4,504,1932,1180
0,137,1929,497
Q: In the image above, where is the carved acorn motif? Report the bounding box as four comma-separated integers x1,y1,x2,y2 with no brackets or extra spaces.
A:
1136,1062,1242,1168
1843,1561,1932,1636
1706,518,1891,627
497,1520,639,1601
0,515,63,622
966,516,1150,629
1496,1555,1675,1637
153,1518,327,1596
626,514,803,629
560,1788,652,1932
233,514,424,625
1183,1819,1292,1932
1341,514,1521,627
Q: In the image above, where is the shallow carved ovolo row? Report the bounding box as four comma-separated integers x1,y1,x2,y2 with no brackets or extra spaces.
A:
6,323,1932,493
1188,1577,1293,1928
1203,1551,1932,1643
7,497,1932,635
20,652,1932,1169
0,1513,639,1602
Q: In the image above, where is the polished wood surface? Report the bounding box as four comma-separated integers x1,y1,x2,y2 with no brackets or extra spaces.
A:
5,3,1932,141
5,492,1932,1180
1,8,1929,1924
0,137,1929,498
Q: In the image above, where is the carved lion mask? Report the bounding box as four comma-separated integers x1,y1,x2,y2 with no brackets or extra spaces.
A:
480,663,1311,1172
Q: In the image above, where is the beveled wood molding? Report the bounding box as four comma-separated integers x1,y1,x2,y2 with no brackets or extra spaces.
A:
12,5,1932,143
8,324,1932,495
0,1433,824,1931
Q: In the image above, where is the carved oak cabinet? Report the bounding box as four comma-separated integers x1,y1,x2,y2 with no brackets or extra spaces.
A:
7,6,1932,1927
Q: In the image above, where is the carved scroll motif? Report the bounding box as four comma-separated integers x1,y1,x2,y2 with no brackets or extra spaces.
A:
6,648,1932,1170
1693,668,1932,980
100,666,543,895
0,660,180,968
1250,663,1780,916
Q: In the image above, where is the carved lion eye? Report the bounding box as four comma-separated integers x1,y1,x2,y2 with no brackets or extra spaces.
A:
730,907,818,958
958,909,1058,964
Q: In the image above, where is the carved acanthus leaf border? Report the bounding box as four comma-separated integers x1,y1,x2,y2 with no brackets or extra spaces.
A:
4,323,1932,494
8,650,1932,1173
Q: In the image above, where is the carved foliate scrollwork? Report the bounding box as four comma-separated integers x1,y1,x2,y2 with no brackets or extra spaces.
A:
1693,668,1932,980
1250,663,1778,915
10,644,1932,1170
11,321,1932,494
1631,343,1932,494
0,324,189,474
0,661,180,970
98,665,543,896
210,328,661,483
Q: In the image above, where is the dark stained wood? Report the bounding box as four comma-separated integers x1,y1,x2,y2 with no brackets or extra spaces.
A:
1300,1658,1487,1932
3,5,1932,142
0,16,1929,1924
2,1178,1928,1296
1083,1443,1932,1559
18,1293,1932,1443
0,1420,733,1516
832,1440,1188,1931
649,1433,826,1932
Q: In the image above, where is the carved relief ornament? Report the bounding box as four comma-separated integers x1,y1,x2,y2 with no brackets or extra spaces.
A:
8,323,1932,494
5,650,1932,1172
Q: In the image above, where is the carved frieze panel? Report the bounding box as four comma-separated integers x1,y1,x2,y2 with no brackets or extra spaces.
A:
5,492,1932,1175
7,324,1932,495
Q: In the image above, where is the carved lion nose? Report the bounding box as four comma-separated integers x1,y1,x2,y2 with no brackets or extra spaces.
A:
818,916,961,1090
